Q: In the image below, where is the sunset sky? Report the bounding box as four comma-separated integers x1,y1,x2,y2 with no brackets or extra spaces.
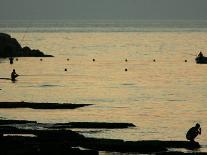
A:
1,0,207,20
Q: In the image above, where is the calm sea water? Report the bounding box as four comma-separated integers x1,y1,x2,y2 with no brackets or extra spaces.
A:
0,20,207,153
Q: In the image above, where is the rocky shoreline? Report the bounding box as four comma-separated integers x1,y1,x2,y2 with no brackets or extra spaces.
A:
0,33,53,57
0,119,206,155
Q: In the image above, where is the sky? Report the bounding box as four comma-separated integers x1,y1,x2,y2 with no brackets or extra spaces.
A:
1,0,207,20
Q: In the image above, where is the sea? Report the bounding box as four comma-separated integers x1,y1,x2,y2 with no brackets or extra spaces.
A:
0,20,207,154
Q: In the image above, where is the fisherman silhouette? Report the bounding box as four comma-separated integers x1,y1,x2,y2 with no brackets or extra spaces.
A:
9,57,14,64
186,123,201,142
11,69,19,82
198,52,203,58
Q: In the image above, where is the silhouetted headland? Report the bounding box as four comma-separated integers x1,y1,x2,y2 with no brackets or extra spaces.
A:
0,102,92,109
0,33,53,57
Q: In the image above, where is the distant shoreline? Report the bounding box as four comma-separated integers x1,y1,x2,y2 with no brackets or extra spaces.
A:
1,20,207,33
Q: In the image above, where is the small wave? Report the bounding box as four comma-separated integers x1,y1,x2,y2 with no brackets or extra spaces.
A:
40,84,62,87
167,99,186,102
121,83,135,86
84,98,114,103
76,130,103,134
22,84,63,88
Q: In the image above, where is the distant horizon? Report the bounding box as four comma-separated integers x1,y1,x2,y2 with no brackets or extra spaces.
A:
0,19,207,22
1,0,207,20
1,19,207,33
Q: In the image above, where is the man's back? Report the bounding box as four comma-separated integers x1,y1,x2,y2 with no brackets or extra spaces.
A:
186,123,201,142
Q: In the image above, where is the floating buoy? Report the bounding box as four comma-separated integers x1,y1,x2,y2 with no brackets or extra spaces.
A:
40,58,43,61
185,60,187,62
67,58,69,61
125,59,128,62
65,68,67,71
125,68,128,72
93,59,95,62
153,59,156,62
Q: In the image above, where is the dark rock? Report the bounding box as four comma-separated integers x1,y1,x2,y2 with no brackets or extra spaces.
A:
52,122,136,129
160,140,201,150
0,124,204,154
80,139,201,153
156,151,207,155
81,138,167,153
36,129,85,140
0,135,98,155
0,101,92,109
0,33,53,57
0,119,36,125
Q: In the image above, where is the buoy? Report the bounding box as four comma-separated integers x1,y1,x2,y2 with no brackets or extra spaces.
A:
40,58,43,61
67,58,69,61
93,59,95,62
153,59,156,62
125,59,128,62
185,60,187,62
65,68,67,71
125,68,128,72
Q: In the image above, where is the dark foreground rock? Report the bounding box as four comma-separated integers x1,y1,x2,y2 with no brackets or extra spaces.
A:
0,136,98,155
81,138,201,154
0,33,53,57
156,151,207,155
0,119,135,130
0,119,36,125
0,126,98,155
0,101,92,109
0,124,203,154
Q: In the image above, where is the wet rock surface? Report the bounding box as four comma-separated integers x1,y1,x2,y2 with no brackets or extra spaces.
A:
0,119,205,154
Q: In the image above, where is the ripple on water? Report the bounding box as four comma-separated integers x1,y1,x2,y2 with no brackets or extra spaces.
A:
39,84,62,87
21,84,63,88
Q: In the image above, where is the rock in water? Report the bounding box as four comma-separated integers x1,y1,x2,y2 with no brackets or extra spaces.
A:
0,33,53,57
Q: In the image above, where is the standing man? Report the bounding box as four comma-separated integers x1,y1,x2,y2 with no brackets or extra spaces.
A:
11,69,19,81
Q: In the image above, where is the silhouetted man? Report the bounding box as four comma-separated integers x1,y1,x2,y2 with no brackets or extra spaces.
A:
186,123,201,142
9,57,14,64
11,69,19,81
198,52,203,58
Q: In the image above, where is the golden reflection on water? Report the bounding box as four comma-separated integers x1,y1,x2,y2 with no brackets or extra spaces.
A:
0,32,207,151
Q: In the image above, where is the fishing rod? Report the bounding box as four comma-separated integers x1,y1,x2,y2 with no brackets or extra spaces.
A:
182,52,197,56
0,74,70,80
21,23,30,45
19,74,70,77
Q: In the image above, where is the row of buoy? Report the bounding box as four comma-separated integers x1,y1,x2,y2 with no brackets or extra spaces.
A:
9,58,189,66
62,58,189,63
64,68,128,72
64,58,189,63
